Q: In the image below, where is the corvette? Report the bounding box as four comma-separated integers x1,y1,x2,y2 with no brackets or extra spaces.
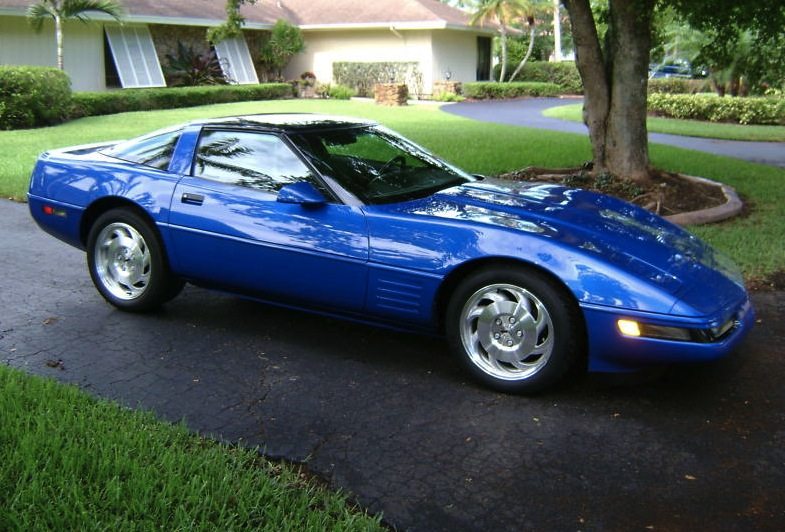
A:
28,114,753,393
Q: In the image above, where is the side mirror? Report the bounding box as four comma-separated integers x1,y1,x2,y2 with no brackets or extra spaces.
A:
277,181,327,207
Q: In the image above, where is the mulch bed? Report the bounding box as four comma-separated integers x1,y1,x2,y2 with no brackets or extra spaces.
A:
498,167,727,217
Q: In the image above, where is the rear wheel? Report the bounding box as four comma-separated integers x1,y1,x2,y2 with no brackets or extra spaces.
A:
446,267,584,394
87,208,183,312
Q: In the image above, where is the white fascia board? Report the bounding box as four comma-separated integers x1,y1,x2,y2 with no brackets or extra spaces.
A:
0,8,25,16
443,23,497,35
0,9,272,30
116,15,274,30
299,21,447,31
299,21,495,35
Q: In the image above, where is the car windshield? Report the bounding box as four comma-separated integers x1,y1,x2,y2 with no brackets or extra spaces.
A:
289,125,474,204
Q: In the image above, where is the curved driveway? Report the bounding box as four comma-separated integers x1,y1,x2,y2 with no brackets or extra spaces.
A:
2,199,785,530
443,98,785,168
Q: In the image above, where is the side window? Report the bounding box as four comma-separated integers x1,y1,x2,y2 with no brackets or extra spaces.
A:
105,129,181,170
193,130,318,194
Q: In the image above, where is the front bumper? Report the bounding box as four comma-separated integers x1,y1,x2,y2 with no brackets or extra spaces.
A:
582,298,755,372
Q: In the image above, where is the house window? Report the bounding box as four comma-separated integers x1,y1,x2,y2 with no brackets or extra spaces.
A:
104,25,166,88
477,37,492,81
213,37,259,85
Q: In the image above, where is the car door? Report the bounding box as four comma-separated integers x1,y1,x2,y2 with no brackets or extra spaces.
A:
168,128,369,312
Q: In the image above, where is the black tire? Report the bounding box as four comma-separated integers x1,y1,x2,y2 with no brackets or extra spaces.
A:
445,266,585,394
86,208,183,312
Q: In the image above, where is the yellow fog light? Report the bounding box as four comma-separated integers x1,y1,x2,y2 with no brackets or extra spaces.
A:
617,319,641,337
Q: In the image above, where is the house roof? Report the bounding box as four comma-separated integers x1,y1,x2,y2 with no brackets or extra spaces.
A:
0,0,492,33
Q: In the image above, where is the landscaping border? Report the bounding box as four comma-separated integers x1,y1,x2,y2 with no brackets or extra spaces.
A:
664,174,743,226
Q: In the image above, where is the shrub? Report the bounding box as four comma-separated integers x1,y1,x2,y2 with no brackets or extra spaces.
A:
463,82,561,100
0,66,72,129
502,61,582,94
327,84,355,100
333,62,423,98
434,92,465,103
647,78,711,94
163,42,226,86
647,93,785,125
259,20,306,79
70,83,292,119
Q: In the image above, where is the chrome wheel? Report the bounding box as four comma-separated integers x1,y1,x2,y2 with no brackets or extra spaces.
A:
93,222,151,301
459,283,554,381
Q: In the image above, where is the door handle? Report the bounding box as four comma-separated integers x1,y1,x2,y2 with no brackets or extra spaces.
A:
181,193,204,206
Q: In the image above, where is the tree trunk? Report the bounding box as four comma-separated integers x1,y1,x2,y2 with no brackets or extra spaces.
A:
563,0,654,184
498,25,508,82
509,23,537,82
55,15,64,70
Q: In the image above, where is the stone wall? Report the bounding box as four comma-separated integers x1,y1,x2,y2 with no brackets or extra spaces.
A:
433,81,462,98
148,25,268,83
149,25,211,65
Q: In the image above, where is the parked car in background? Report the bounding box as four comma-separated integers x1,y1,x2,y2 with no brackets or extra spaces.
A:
28,114,754,393
649,63,706,79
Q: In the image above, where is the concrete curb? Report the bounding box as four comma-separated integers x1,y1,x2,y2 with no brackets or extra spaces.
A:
664,174,743,226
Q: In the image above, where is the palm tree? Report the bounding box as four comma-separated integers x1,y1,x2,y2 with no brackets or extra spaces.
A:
27,0,124,71
471,0,529,82
508,0,550,82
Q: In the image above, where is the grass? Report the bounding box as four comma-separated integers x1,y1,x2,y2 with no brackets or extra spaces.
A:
542,103,785,142
0,364,382,530
2,98,783,278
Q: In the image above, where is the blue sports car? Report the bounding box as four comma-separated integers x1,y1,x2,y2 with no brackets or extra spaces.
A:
28,114,754,393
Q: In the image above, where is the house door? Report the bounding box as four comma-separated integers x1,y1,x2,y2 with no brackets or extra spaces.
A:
477,36,492,81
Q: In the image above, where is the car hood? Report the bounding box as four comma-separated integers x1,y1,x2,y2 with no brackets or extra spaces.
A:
392,179,747,315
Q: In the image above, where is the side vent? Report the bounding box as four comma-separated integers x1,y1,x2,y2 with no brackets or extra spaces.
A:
372,276,424,315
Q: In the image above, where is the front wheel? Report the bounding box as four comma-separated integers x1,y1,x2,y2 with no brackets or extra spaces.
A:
446,267,585,394
87,208,183,312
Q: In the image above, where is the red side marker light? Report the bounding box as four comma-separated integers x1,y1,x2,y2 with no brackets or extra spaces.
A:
42,205,66,217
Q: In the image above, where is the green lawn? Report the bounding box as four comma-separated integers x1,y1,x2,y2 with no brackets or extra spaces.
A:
2,98,782,279
543,102,785,142
0,364,382,530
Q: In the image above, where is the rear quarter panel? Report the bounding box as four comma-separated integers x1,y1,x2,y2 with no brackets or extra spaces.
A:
28,149,180,250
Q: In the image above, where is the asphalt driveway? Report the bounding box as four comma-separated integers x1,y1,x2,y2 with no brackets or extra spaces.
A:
2,199,784,530
443,98,785,168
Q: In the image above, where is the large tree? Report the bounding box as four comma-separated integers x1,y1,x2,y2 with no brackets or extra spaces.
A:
562,0,654,183
27,0,124,70
562,0,785,184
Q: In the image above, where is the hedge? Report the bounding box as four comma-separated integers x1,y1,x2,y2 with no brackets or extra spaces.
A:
0,66,72,130
70,83,292,119
327,84,356,100
463,81,561,100
647,78,712,95
648,93,785,125
503,61,583,94
333,61,422,97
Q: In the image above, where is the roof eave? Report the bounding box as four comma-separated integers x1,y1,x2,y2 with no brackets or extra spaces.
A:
0,7,491,34
0,8,274,29
299,21,495,34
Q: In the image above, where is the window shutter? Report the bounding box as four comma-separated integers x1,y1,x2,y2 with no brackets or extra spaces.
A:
105,25,166,88
214,37,259,85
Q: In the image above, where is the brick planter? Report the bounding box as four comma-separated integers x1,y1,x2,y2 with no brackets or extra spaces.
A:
433,81,462,98
374,83,408,106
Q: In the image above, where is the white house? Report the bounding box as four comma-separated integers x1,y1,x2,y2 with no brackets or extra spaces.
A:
0,0,494,93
